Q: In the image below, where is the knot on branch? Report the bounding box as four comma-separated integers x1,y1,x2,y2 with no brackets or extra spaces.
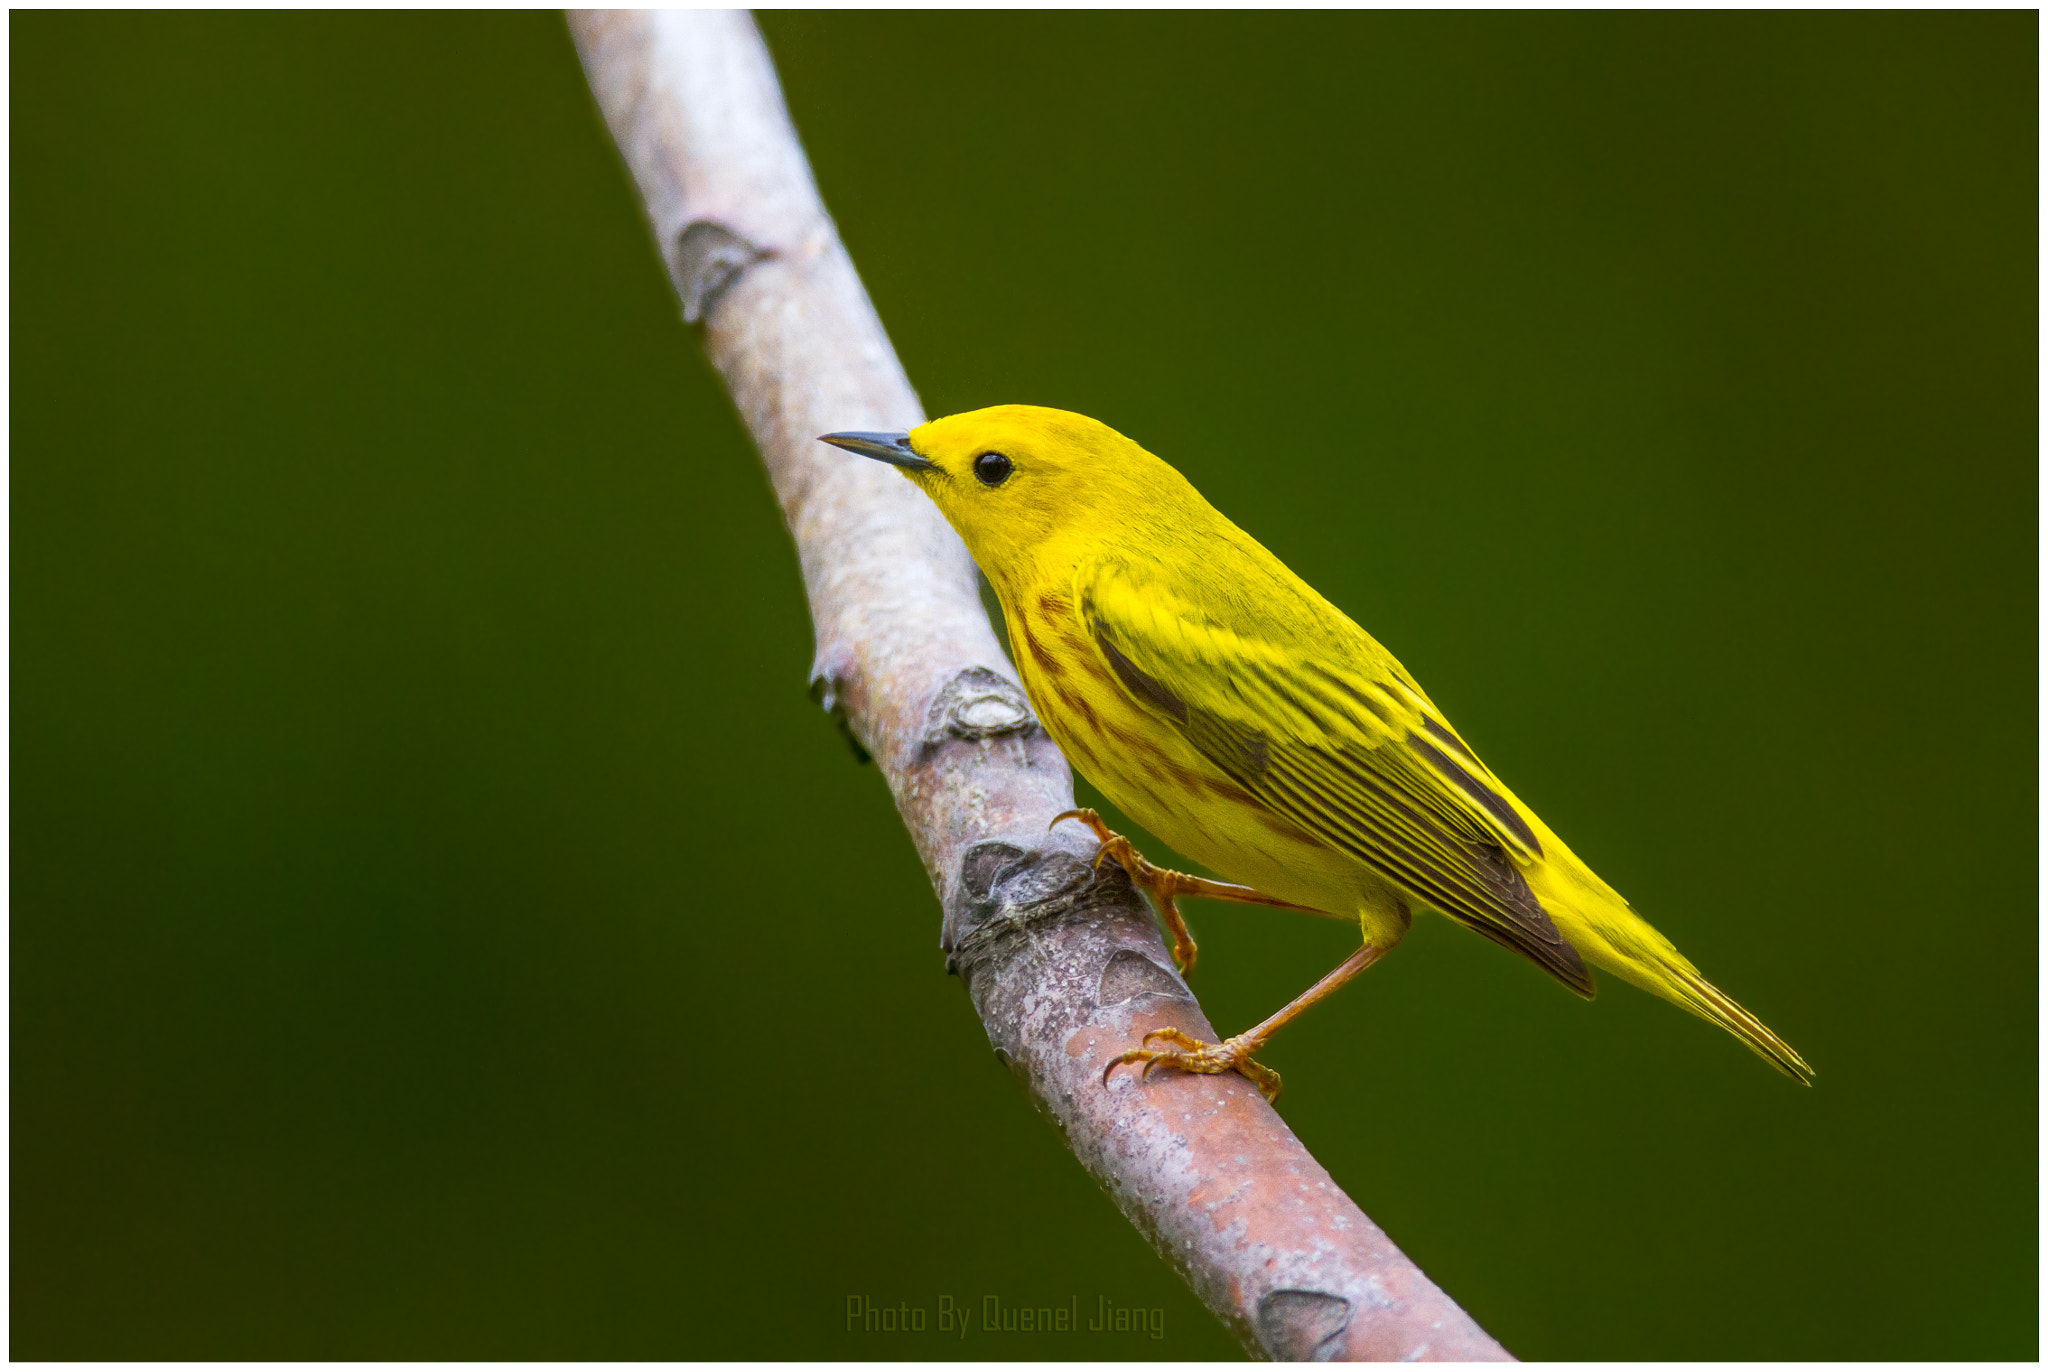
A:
806,669,870,764
943,837,1174,1064
1096,948,1192,1007
672,220,770,324
944,838,1107,962
919,666,1037,759
1256,1289,1355,1362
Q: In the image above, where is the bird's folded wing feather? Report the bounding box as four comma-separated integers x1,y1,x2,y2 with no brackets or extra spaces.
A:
1077,556,1592,995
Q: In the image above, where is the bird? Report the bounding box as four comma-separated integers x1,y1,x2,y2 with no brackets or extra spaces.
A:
821,406,1811,1099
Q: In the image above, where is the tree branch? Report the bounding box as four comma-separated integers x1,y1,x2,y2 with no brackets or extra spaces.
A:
567,11,1512,1361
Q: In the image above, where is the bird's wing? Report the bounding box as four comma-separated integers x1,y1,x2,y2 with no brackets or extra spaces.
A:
1077,556,1592,996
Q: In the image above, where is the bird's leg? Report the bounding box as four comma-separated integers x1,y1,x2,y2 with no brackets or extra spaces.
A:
1052,807,1321,976
1102,943,1386,1102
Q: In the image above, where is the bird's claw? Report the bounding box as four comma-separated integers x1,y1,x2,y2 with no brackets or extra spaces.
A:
1051,807,1120,866
1052,808,1197,975
1050,806,1101,835
1101,1027,1283,1102
1051,807,1148,875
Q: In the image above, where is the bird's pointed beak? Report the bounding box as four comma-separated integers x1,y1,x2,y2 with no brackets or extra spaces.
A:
818,430,937,472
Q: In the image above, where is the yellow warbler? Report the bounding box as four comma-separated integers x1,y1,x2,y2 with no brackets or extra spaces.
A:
823,406,1810,1098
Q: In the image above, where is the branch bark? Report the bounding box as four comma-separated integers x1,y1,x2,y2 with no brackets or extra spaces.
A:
567,11,1512,1361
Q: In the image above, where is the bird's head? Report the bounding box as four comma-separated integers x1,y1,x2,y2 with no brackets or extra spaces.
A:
820,404,1187,577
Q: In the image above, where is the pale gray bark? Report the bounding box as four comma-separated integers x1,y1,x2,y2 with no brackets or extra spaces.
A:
567,11,1511,1361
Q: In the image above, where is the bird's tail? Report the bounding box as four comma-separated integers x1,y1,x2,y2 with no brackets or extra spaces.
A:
1521,842,1813,1084
1651,957,1813,1084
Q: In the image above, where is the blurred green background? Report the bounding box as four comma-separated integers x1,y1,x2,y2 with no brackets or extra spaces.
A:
12,11,2035,1360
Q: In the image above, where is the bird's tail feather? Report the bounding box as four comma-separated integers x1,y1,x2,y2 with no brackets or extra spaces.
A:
1513,823,1811,1083
1656,958,1813,1084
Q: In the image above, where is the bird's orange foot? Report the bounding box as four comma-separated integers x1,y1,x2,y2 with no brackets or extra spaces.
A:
1102,1027,1283,1102
1052,809,1325,975
1052,807,1205,973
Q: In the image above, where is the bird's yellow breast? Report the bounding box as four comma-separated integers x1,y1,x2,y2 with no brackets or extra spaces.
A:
1001,582,1362,918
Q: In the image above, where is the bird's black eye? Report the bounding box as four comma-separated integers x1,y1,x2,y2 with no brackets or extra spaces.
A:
973,451,1014,486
